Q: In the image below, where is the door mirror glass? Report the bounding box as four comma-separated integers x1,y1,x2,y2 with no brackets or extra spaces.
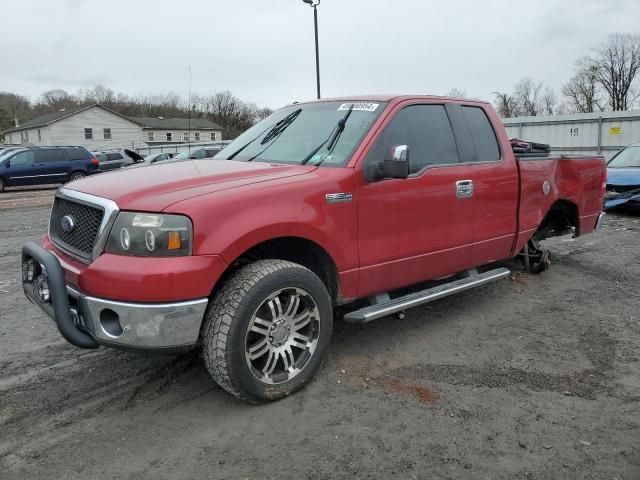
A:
377,144,409,179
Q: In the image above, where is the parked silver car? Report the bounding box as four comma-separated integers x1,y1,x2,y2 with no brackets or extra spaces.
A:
124,152,174,168
172,146,222,161
93,149,144,171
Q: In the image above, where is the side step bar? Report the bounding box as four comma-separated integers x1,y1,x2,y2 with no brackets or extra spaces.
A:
344,267,511,323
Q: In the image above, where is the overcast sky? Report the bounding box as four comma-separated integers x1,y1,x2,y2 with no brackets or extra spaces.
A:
2,0,639,109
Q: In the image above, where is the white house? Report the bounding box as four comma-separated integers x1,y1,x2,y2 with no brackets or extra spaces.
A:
3,104,223,150
134,117,223,145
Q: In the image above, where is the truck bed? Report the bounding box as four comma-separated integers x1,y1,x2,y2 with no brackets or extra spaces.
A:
513,154,606,254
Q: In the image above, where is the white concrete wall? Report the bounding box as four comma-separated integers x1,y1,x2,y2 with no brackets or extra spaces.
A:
503,109,640,160
48,106,142,150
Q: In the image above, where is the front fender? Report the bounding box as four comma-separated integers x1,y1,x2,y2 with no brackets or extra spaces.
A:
164,167,358,273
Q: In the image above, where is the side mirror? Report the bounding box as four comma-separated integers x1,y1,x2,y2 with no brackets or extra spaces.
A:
4,160,9,168
377,145,409,179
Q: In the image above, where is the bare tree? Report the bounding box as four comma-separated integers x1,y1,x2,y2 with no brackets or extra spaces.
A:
39,89,74,110
587,33,640,111
492,91,519,118
0,92,31,120
447,88,467,98
541,87,557,115
254,106,274,121
514,78,544,116
561,61,603,113
207,91,258,138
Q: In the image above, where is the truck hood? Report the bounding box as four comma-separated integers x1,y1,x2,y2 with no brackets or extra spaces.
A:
69,159,316,211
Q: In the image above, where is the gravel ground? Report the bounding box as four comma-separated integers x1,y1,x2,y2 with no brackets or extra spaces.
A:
0,187,638,480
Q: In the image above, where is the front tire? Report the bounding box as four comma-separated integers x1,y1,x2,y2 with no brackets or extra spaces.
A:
69,172,85,182
0,177,5,192
201,259,333,402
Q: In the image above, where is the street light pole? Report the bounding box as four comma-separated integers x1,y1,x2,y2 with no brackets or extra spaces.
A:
302,0,321,99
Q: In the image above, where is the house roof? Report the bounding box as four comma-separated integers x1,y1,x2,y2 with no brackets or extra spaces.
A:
3,104,142,133
133,117,222,130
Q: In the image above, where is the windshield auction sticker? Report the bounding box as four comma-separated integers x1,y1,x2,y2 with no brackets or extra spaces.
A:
337,102,379,112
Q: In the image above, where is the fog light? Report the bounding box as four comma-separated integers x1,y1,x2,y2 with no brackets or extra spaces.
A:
99,308,123,337
32,274,50,303
120,228,131,250
22,258,35,282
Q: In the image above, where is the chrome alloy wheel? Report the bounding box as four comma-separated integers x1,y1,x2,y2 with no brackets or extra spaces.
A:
244,287,320,385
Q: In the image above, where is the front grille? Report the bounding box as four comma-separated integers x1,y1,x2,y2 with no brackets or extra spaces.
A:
49,197,104,261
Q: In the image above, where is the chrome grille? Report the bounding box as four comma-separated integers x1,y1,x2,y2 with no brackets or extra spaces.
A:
49,196,104,261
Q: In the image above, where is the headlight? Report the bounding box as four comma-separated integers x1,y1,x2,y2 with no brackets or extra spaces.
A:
105,212,193,256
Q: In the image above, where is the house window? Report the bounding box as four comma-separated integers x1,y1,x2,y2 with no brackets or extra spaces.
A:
194,132,200,141
38,129,42,142
211,132,216,141
183,132,189,142
84,128,93,140
148,132,154,142
166,132,172,141
103,128,112,140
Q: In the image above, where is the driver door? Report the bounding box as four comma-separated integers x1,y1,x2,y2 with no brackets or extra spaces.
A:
4,150,36,186
355,102,475,297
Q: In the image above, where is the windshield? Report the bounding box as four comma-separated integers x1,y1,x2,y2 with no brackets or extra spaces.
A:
214,101,386,167
608,146,640,168
0,149,22,163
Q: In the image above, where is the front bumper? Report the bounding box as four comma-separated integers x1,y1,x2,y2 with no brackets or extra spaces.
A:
22,242,208,352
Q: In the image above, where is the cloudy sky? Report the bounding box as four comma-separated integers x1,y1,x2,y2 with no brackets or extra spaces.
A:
2,0,639,109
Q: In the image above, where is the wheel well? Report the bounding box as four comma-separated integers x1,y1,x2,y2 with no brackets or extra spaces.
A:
215,237,341,305
533,200,579,241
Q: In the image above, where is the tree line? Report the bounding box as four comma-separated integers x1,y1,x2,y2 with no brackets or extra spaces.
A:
493,33,640,117
0,86,273,140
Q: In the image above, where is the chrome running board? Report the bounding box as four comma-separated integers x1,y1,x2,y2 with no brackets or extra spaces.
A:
344,267,510,323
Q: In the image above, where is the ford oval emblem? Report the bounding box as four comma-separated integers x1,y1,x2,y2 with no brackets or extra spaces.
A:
61,215,75,233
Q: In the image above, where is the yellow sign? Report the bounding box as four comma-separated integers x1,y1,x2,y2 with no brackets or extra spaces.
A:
609,127,622,135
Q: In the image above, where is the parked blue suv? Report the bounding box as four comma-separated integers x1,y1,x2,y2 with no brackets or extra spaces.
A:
0,146,101,192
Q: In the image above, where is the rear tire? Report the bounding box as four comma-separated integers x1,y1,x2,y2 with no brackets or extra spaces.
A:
201,259,333,403
69,172,85,182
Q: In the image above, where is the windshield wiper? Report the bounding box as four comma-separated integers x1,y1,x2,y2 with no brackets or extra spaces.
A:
226,108,302,160
260,109,302,146
300,107,354,166
243,109,303,162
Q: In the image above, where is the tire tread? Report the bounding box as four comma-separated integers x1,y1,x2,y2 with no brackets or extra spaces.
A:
201,259,312,401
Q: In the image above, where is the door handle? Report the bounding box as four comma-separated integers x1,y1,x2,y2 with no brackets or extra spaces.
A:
456,179,474,198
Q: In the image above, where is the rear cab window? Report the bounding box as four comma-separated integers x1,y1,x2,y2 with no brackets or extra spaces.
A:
461,106,500,162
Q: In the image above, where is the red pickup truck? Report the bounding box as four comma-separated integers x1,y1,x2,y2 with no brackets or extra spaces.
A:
22,95,606,402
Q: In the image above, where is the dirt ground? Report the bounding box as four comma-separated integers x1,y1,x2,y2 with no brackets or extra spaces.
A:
0,187,638,480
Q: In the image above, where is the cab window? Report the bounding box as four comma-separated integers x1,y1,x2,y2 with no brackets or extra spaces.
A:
462,106,500,162
8,151,35,166
37,149,68,163
364,104,459,176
